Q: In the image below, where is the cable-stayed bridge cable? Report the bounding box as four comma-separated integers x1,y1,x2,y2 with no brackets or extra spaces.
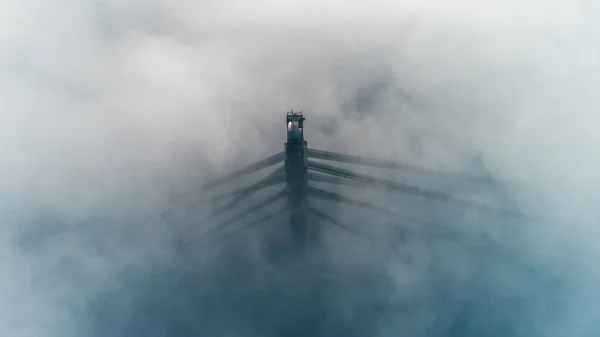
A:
307,160,538,221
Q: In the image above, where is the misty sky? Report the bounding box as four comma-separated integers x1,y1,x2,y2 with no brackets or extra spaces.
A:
1,1,599,336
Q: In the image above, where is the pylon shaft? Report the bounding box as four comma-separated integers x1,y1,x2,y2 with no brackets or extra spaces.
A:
285,139,310,249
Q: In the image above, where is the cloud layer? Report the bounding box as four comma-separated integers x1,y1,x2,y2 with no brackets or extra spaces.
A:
1,1,599,336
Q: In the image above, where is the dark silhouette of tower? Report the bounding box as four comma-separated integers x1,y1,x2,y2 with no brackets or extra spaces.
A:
186,110,539,259
284,111,316,251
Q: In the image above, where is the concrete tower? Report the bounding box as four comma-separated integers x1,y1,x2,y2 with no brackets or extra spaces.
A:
284,111,314,250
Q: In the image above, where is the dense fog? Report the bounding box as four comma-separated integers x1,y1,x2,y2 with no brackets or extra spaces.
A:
1,1,599,336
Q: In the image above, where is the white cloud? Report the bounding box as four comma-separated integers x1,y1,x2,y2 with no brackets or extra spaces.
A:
1,0,599,336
